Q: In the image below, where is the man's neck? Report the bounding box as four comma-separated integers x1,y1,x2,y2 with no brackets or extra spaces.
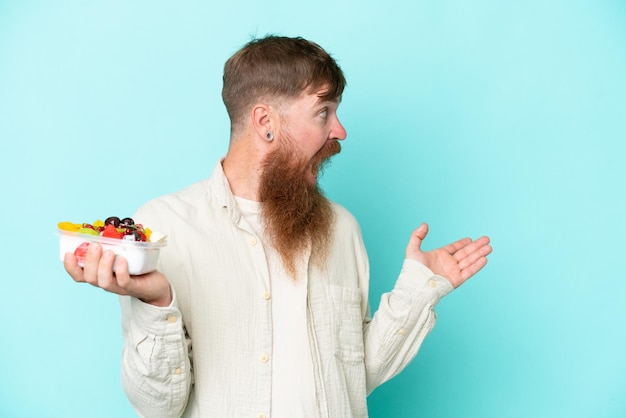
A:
222,136,265,201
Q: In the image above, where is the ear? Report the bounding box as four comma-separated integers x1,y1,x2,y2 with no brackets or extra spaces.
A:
251,104,273,142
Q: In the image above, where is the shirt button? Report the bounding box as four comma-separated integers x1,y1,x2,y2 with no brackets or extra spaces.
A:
428,279,437,288
174,367,182,375
258,414,266,418
260,354,269,363
250,237,258,246
262,292,271,300
397,329,406,335
166,315,177,323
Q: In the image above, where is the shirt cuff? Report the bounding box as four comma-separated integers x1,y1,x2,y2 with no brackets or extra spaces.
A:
394,259,454,304
129,287,184,335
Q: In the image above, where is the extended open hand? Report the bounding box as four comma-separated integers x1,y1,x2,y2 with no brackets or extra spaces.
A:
405,223,492,288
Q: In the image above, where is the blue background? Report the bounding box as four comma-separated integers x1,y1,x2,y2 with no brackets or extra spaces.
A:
1,1,625,417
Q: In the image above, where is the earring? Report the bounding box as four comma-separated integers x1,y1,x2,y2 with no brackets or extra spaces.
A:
265,131,274,141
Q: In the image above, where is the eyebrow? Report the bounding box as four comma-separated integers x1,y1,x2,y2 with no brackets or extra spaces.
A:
315,95,342,106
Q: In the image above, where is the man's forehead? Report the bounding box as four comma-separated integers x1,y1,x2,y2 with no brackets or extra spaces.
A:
274,88,341,109
311,89,342,105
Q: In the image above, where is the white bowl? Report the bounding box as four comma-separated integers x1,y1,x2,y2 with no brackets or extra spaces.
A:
58,229,167,275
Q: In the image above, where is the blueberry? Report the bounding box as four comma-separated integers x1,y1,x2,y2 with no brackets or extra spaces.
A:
120,217,135,228
105,216,121,227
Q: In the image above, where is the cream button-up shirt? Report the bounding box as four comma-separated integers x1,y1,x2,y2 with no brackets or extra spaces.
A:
119,162,453,418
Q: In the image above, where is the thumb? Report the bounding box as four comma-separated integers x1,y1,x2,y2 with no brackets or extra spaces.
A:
405,223,428,259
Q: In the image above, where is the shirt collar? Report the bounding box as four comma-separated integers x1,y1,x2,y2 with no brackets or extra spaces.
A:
207,158,240,219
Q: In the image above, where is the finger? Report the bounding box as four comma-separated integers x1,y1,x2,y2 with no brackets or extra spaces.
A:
94,253,132,296
64,253,86,283
442,237,472,255
405,223,428,258
112,256,133,291
96,250,121,291
458,243,493,271
451,236,491,260
460,256,489,282
81,243,103,284
412,223,428,243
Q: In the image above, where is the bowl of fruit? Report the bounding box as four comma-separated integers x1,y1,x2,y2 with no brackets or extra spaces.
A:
58,216,167,275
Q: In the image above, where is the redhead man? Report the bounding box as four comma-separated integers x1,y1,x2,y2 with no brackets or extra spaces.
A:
65,35,492,418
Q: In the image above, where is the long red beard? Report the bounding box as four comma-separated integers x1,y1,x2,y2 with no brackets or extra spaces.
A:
259,139,341,279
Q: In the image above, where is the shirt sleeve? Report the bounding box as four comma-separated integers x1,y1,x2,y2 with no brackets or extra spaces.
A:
363,258,454,393
119,288,193,418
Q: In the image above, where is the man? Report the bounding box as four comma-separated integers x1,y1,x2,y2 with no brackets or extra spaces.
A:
64,35,492,418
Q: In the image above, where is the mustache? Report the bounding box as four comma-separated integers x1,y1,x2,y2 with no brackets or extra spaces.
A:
321,139,341,159
312,140,341,174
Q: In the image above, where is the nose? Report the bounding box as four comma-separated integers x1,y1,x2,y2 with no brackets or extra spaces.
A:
332,118,347,141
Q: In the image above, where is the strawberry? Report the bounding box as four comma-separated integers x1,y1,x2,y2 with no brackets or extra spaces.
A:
102,224,124,239
73,242,90,264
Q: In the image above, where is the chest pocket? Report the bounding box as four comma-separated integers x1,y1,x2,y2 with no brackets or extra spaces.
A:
330,284,365,364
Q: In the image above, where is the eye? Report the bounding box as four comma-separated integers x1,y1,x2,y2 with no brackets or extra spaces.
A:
319,109,328,119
